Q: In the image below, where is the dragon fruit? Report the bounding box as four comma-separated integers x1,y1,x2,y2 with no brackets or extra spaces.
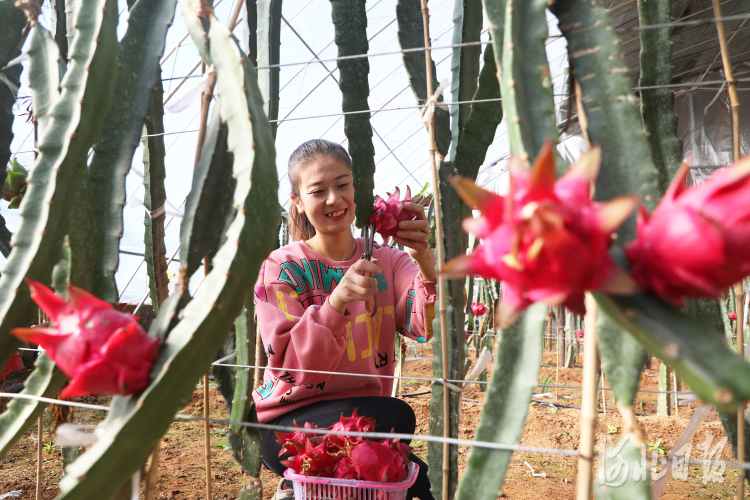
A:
276,409,412,482
11,280,160,399
575,329,585,339
626,157,750,306
0,352,24,381
470,303,488,316
349,440,409,483
370,186,422,240
729,312,738,321
444,141,640,327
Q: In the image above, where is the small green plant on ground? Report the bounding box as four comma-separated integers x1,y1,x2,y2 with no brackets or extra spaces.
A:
211,427,228,437
646,438,666,455
44,441,60,452
607,425,619,435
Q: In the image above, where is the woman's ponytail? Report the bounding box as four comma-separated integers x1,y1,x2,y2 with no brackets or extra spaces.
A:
288,203,316,242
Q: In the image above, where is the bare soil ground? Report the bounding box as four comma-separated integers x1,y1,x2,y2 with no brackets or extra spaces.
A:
1,347,746,499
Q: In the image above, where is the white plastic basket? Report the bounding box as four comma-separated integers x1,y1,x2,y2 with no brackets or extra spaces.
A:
283,462,419,500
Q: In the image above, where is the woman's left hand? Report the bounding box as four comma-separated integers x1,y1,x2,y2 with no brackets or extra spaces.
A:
392,202,436,280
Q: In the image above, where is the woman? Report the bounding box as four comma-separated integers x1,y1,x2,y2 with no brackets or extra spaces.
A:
253,139,437,500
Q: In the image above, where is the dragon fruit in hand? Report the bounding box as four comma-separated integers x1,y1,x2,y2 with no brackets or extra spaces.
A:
11,280,160,399
370,186,422,240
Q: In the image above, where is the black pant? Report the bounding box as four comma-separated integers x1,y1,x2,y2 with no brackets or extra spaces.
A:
261,396,434,500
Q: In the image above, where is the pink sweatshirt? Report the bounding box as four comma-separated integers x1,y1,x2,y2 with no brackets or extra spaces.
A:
252,238,437,422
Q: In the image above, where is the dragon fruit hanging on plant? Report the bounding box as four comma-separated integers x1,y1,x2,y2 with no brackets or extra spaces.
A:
626,157,750,306
470,302,488,316
443,141,640,327
10,280,160,399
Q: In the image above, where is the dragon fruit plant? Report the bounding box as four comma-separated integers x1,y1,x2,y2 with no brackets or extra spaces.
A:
0,0,280,497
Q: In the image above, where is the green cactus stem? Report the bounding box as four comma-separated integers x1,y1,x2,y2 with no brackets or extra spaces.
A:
396,0,451,158
550,0,658,411
448,0,482,160
0,214,11,257
0,0,25,68
331,0,376,227
427,301,459,500
594,291,750,413
87,0,177,304
52,0,68,79
256,0,282,138
596,308,646,407
0,0,25,182
143,75,170,312
454,304,545,500
27,24,60,134
427,160,469,500
499,0,561,171
180,108,235,279
551,0,658,232
638,0,682,197
57,9,278,496
229,299,263,499
0,0,118,371
453,42,503,181
0,354,68,461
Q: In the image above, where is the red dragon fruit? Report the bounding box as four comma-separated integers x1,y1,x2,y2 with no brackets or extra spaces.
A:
470,302,488,316
349,440,409,483
575,329,585,340
370,186,422,240
0,352,24,381
11,280,160,399
276,410,412,482
444,141,640,327
626,157,750,306
729,312,738,321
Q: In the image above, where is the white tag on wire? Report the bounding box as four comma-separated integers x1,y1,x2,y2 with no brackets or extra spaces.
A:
420,79,450,124
54,423,105,447
165,66,216,113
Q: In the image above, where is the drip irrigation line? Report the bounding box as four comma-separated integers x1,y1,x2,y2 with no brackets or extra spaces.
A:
2,391,749,469
530,399,650,416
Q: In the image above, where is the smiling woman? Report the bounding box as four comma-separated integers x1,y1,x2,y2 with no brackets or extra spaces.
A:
254,139,438,500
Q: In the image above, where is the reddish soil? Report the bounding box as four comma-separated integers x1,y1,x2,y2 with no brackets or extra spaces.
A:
1,348,746,499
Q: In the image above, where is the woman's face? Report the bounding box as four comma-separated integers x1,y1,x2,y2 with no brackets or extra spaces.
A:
292,155,356,236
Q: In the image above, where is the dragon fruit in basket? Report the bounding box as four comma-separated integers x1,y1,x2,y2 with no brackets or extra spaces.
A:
276,409,412,483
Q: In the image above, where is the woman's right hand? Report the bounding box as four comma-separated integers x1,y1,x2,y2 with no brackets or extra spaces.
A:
328,259,382,314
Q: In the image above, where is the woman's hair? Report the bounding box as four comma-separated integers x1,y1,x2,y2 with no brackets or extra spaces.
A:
288,139,352,241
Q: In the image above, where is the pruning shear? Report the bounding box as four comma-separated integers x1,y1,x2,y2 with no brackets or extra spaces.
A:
363,223,378,317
